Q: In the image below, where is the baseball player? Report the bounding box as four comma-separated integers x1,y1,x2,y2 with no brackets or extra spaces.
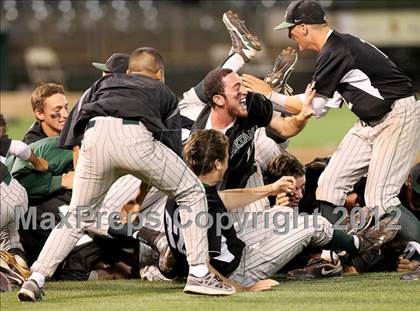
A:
18,47,233,301
242,0,420,231
165,129,397,289
179,10,294,174
0,114,48,278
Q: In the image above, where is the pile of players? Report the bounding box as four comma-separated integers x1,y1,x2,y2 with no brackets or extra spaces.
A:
1,0,419,301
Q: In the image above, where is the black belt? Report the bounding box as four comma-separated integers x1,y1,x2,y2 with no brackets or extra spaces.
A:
86,118,140,130
360,114,388,127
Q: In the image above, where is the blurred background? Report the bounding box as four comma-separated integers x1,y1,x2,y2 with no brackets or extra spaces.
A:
1,0,419,161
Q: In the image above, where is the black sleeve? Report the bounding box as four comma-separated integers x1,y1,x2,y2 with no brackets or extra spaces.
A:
313,41,352,98
0,137,11,157
246,92,273,128
59,88,93,149
161,89,182,156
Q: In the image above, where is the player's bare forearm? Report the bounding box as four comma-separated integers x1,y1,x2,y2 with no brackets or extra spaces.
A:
218,177,295,210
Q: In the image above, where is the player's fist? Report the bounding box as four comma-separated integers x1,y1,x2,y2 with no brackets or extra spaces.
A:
275,192,291,207
61,171,75,189
269,176,295,196
397,257,420,272
33,156,48,172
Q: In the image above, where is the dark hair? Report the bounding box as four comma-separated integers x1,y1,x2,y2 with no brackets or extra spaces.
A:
129,47,164,73
183,129,229,176
203,68,233,106
0,114,7,138
265,152,305,185
31,83,65,113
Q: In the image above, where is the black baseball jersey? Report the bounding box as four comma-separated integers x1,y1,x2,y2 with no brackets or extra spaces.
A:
68,73,182,156
1,136,12,182
314,31,415,123
192,92,273,189
164,184,245,277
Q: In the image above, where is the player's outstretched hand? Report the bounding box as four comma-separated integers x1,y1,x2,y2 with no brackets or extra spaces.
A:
246,279,279,292
269,176,295,196
241,74,273,96
298,82,316,120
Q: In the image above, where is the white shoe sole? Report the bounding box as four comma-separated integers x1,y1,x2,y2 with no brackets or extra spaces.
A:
183,285,235,296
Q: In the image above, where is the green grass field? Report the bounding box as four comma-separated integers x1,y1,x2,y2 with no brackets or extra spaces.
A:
1,273,419,311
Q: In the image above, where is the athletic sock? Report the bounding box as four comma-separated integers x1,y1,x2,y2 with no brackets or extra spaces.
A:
29,272,45,288
324,230,359,257
320,250,339,263
189,264,209,277
221,53,246,72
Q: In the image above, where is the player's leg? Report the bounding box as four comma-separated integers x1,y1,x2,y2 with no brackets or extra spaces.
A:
0,178,28,254
316,122,372,225
19,121,119,301
365,96,420,242
230,206,335,286
116,122,209,267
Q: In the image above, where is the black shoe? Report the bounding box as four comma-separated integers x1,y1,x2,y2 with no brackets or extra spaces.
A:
153,232,176,278
286,258,343,280
264,47,297,95
356,213,399,254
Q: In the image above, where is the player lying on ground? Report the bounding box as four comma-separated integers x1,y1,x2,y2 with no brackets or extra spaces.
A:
163,132,399,294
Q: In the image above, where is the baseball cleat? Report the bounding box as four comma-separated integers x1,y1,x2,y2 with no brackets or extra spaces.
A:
18,279,44,302
223,10,261,62
183,272,236,296
264,47,298,94
286,258,343,280
153,232,176,278
355,213,399,254
0,250,30,280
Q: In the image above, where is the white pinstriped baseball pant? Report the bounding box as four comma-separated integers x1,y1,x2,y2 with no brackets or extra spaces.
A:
0,178,28,252
31,117,209,277
317,96,420,215
231,206,333,286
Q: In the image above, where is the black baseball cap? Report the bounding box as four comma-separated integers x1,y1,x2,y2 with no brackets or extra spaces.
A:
92,53,129,73
410,163,420,194
274,0,326,30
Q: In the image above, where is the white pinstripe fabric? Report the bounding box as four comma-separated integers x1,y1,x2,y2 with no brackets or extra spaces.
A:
90,175,167,236
254,127,288,173
0,178,28,251
232,165,271,228
317,96,420,215
230,205,333,286
31,117,209,277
